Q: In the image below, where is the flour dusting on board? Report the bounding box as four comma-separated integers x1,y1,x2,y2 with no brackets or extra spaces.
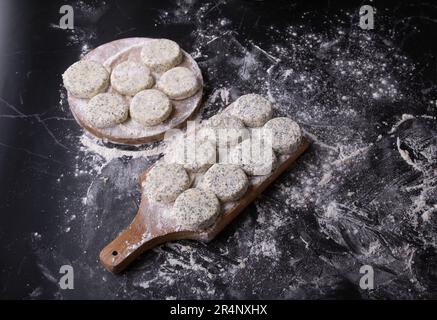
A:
28,0,437,299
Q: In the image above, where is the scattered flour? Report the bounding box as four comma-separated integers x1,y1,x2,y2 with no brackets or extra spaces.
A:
79,134,164,163
388,114,415,134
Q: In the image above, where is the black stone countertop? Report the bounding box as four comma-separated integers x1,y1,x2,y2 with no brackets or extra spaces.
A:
0,0,436,299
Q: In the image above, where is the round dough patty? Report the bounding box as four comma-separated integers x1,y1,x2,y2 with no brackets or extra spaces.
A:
229,139,277,176
144,163,190,203
130,89,172,126
63,60,109,99
165,136,216,172
202,164,248,202
85,93,128,128
157,67,200,100
231,94,273,127
140,39,183,73
110,61,153,96
263,117,302,154
171,188,220,230
205,114,248,146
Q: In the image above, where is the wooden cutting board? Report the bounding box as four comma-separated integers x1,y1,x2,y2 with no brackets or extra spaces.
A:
99,139,309,273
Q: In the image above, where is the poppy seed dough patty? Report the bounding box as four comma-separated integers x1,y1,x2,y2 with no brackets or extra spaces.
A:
110,61,154,96
202,164,249,202
205,114,248,146
63,60,109,99
228,139,277,176
130,89,172,126
231,94,273,127
165,136,216,172
157,67,200,100
143,163,190,203
85,93,128,128
171,188,220,230
263,117,302,154
140,39,183,73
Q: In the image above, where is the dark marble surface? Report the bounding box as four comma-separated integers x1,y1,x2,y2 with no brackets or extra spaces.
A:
0,0,436,299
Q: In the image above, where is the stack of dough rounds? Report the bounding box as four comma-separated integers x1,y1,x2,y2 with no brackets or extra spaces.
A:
85,93,128,128
144,163,190,203
140,39,183,73
63,60,109,99
229,139,277,176
171,188,220,230
264,117,302,154
130,89,172,126
157,67,200,100
231,94,273,127
202,164,249,202
110,61,154,96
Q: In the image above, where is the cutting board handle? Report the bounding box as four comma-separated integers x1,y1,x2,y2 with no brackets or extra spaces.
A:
99,212,190,273
99,204,176,273
100,214,146,273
